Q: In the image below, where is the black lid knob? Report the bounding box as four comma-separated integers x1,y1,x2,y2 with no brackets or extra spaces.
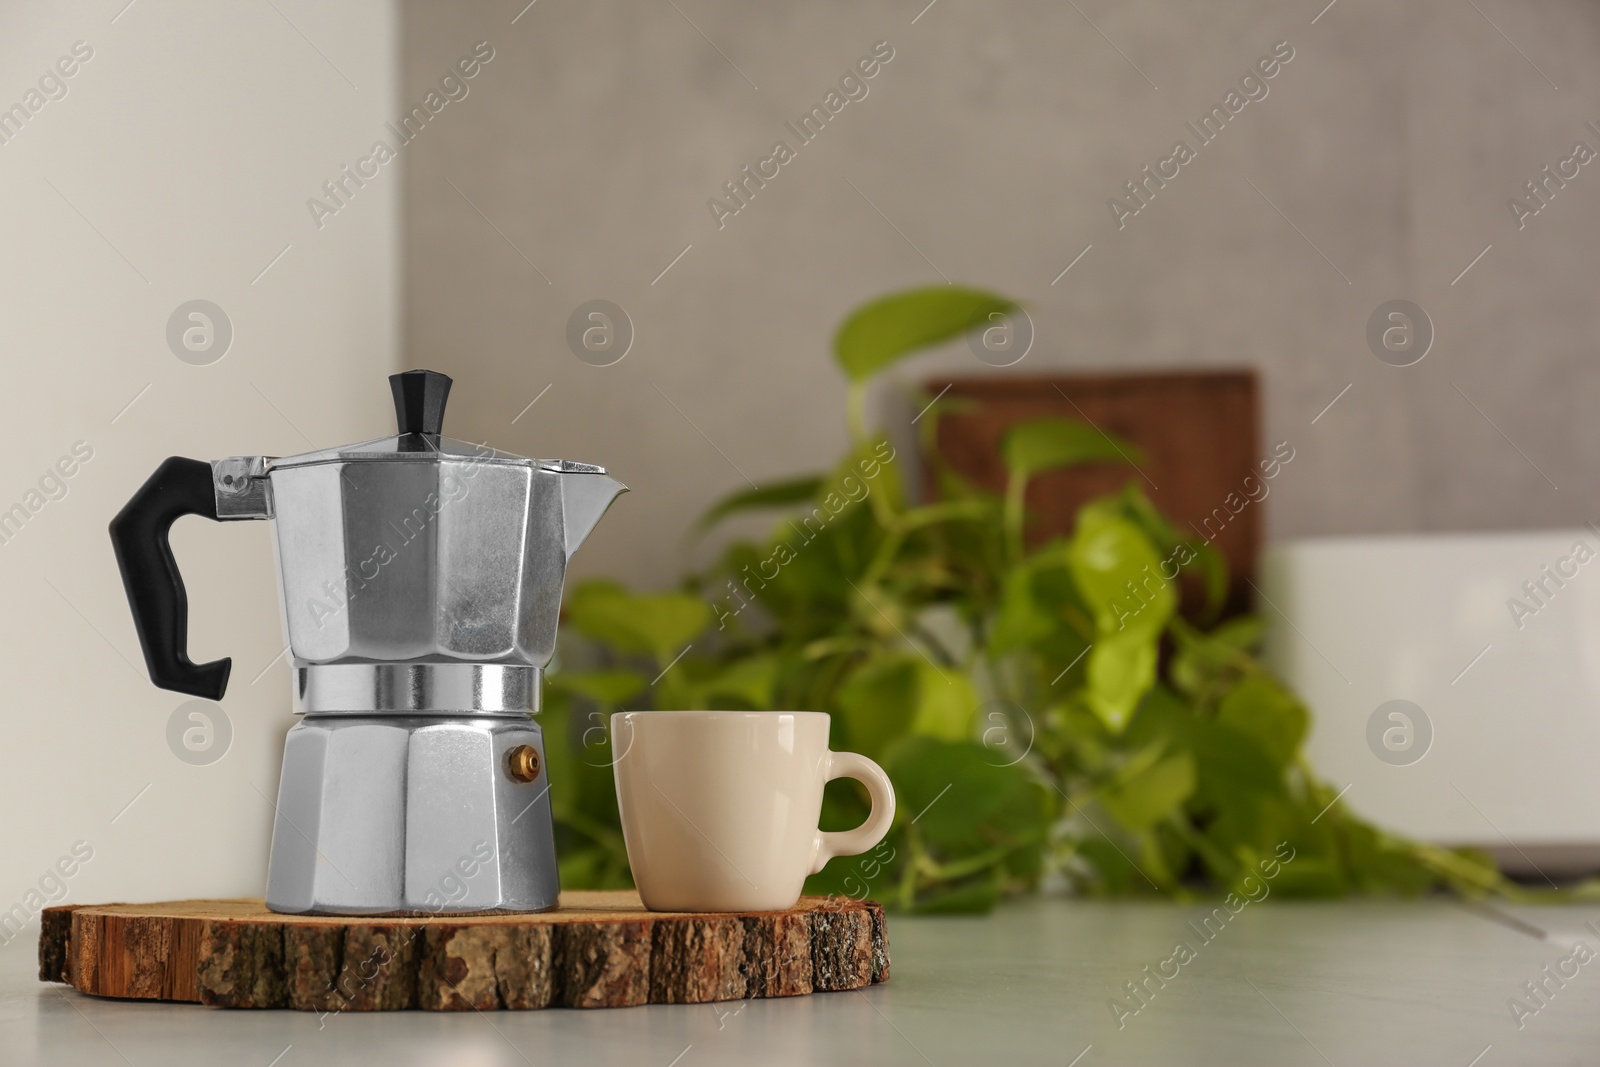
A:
390,369,452,437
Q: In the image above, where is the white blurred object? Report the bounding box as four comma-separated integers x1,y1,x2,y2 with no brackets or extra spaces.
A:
1261,531,1600,878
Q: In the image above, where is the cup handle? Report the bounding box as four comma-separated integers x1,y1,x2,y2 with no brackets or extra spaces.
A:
810,751,897,875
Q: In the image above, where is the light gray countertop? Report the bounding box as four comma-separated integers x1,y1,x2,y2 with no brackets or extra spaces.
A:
5,898,1599,1066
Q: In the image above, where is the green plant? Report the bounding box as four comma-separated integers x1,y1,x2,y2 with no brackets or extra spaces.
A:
542,285,1525,912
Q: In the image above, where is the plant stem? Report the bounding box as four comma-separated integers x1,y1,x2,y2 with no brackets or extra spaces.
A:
1002,472,1026,564
899,828,923,910
847,381,868,445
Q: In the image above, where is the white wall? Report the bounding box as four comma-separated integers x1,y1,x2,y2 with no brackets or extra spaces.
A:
0,0,399,933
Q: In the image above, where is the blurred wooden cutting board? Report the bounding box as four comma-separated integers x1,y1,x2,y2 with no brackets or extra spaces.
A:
927,369,1262,614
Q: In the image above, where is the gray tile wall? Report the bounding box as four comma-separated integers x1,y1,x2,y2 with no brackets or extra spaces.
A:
402,0,1600,588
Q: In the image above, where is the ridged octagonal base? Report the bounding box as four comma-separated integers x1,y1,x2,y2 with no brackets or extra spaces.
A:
264,716,559,915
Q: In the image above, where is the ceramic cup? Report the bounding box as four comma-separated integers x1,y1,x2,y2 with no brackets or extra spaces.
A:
610,711,895,912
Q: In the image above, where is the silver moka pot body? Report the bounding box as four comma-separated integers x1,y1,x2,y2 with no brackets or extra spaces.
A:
111,370,625,914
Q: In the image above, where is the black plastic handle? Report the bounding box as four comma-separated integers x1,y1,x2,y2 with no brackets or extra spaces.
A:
109,457,232,699
390,369,452,437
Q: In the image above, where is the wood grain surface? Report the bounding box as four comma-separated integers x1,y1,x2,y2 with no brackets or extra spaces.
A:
38,892,889,1011
928,370,1262,614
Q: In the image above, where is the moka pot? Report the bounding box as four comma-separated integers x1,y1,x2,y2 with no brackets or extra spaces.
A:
110,369,625,914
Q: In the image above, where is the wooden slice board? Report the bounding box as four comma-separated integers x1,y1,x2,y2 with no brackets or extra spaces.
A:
38,892,889,1011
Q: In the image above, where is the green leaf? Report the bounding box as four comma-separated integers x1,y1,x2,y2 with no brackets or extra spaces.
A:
1126,684,1285,804
545,669,647,706
1100,483,1178,546
989,565,1056,655
1003,417,1141,480
564,580,710,661
836,656,919,763
1217,674,1309,766
886,738,1055,856
1068,508,1175,638
1098,750,1196,831
1084,630,1158,733
1208,616,1265,652
910,661,977,742
692,653,780,710
833,286,1016,382
695,475,824,534
835,435,906,515
1169,616,1264,697
837,655,975,759
1188,541,1231,617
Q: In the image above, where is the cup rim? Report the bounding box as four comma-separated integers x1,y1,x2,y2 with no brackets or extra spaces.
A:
610,710,829,721
608,710,832,726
